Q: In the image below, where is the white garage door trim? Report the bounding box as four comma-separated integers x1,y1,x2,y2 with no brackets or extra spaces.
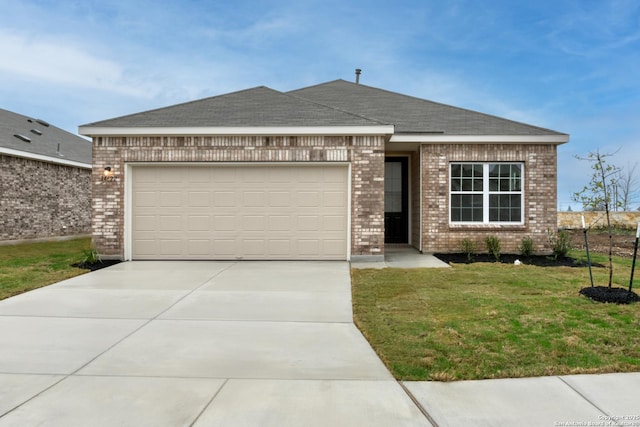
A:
124,162,351,261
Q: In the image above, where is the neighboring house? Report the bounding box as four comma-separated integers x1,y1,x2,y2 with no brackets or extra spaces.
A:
0,108,92,242
79,79,568,261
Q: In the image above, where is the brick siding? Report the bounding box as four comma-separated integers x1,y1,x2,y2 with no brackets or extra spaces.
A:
91,135,385,259
0,154,91,241
420,144,558,254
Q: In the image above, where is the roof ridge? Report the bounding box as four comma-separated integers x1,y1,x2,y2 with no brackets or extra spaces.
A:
285,89,390,126
291,80,567,136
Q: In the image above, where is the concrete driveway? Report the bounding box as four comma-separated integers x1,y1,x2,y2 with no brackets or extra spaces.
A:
0,261,431,426
2,261,639,426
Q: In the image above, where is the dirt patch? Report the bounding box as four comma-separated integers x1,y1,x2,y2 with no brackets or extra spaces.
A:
569,229,638,258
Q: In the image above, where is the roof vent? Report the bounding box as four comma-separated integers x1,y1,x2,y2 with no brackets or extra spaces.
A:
355,68,362,84
30,129,43,136
35,119,50,127
14,134,32,143
56,143,64,157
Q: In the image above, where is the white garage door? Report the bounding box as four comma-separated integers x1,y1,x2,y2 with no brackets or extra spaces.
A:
131,164,348,260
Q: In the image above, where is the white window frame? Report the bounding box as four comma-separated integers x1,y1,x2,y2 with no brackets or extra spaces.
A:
450,162,525,225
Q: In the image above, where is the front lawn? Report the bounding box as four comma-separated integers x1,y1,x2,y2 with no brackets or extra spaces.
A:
0,238,92,300
351,251,640,381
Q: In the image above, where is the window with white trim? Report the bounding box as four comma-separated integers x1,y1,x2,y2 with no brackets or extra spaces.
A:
450,163,524,224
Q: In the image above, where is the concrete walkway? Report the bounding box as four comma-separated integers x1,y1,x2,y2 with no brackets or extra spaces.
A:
0,261,638,426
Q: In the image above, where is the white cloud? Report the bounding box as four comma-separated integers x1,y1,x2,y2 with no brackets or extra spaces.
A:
0,30,160,98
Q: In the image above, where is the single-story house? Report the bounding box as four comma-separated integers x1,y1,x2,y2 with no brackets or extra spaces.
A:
79,78,569,261
0,108,92,242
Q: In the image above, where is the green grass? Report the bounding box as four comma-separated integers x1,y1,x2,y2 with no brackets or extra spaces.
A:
351,251,640,381
0,238,92,300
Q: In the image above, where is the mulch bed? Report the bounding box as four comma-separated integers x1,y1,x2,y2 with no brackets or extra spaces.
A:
434,253,597,268
579,286,640,304
72,260,121,271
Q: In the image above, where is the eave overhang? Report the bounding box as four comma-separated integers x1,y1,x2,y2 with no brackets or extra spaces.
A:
0,147,92,169
79,125,395,137
389,134,570,144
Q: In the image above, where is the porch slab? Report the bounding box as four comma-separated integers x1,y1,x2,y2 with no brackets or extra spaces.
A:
351,246,449,269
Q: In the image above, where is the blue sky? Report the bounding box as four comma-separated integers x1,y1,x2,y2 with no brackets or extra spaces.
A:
1,0,639,209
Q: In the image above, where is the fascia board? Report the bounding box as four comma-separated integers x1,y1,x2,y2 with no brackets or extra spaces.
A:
390,134,570,144
0,147,92,169
79,125,395,137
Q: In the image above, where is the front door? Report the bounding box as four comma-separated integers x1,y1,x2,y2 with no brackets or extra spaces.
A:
384,157,408,243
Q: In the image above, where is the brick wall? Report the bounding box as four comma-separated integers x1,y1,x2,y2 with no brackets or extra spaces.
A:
0,154,91,241
91,135,385,259
420,144,558,254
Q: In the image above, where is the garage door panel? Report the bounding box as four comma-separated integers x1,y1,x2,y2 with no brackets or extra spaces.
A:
324,216,346,231
187,240,211,256
158,215,182,231
132,165,347,260
160,168,184,183
213,216,236,232
268,240,291,255
241,169,265,183
298,240,320,256
268,216,291,231
213,192,236,207
242,216,265,231
135,192,158,207
159,240,183,255
187,168,211,183
213,240,236,255
298,192,321,207
187,216,210,231
160,192,182,207
323,240,346,256
243,192,266,207
241,240,265,255
324,192,346,207
187,192,210,207
269,192,291,207
298,216,319,231
134,216,157,231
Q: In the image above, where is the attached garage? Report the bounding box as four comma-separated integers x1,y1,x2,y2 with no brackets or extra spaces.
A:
129,163,349,260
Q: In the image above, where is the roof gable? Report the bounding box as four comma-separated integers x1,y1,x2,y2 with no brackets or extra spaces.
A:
289,79,566,137
0,108,91,166
82,86,387,129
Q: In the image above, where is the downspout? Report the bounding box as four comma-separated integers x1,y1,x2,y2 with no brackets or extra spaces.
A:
419,144,423,252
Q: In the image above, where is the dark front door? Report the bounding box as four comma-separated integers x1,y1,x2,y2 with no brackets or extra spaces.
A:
384,157,408,243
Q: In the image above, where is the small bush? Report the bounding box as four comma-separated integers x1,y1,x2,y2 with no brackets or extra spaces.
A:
81,248,102,265
459,238,477,262
548,230,572,260
485,235,501,261
519,237,534,258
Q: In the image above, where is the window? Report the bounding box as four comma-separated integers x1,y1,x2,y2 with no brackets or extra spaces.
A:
450,163,523,224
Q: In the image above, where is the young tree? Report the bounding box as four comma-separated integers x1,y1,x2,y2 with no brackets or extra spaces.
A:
572,150,621,288
615,161,639,211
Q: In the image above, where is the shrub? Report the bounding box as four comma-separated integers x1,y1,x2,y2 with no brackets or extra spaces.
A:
548,230,572,260
485,235,501,261
459,238,477,262
81,248,102,265
519,237,534,258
